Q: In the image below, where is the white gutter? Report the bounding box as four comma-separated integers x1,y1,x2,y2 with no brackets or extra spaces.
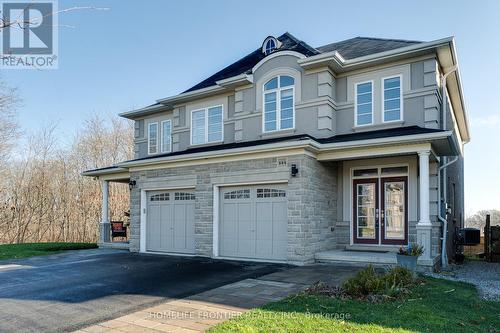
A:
438,65,459,269
437,156,458,268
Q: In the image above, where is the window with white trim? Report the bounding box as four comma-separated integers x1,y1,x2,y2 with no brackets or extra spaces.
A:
161,120,172,153
263,75,294,132
383,76,402,122
148,122,158,154
191,105,223,145
356,81,373,126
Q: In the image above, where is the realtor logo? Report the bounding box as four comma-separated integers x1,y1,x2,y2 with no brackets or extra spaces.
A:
1,0,58,69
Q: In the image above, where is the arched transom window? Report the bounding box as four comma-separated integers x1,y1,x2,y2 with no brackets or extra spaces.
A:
263,75,295,132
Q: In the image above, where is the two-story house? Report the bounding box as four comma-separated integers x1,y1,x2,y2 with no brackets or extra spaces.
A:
83,33,470,270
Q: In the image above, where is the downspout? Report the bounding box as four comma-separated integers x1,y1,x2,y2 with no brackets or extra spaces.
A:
438,65,458,268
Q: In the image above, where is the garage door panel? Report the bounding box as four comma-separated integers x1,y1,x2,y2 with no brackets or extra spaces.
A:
185,203,195,251
173,204,186,250
220,185,287,261
146,190,195,254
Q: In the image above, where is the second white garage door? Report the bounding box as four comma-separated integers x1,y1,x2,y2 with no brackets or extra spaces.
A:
219,184,287,261
146,190,195,254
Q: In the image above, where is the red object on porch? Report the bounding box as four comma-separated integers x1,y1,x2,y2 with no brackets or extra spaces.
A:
111,221,127,241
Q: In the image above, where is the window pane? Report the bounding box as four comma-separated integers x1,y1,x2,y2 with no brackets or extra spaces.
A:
264,77,278,90
281,108,293,120
357,93,371,104
148,123,158,154
357,82,372,94
192,110,205,145
353,168,378,177
265,92,276,103
280,75,294,87
357,113,372,125
385,87,400,99
264,91,277,132
208,132,222,142
384,110,401,122
381,166,408,175
265,121,276,131
207,106,222,142
162,121,171,153
281,118,293,129
384,99,400,111
357,103,372,115
356,82,372,126
265,111,276,121
384,77,400,89
281,98,293,109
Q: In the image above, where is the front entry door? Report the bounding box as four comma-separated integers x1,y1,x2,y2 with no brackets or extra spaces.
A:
381,177,408,244
353,178,379,244
353,176,408,245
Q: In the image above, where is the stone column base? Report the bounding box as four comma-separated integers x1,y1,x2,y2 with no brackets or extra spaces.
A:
416,224,432,261
100,222,111,243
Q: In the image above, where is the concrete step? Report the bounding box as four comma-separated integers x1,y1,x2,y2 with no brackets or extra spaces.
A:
345,244,401,253
98,242,130,250
315,249,397,266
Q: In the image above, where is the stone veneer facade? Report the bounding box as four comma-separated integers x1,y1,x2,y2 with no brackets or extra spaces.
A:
129,154,337,264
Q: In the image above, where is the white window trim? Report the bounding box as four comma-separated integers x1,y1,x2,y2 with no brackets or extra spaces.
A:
147,122,159,155
262,76,295,133
354,80,374,127
381,74,403,123
160,119,172,153
190,104,224,146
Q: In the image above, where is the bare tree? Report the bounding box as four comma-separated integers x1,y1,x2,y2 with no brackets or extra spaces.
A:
0,79,20,168
0,114,133,244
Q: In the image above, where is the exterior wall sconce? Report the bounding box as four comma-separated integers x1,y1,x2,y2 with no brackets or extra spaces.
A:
128,180,136,190
291,164,299,177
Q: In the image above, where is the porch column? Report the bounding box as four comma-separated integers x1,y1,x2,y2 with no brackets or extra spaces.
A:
100,180,111,243
417,150,432,261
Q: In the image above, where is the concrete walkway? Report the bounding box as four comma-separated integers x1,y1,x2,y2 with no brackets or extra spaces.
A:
74,265,359,333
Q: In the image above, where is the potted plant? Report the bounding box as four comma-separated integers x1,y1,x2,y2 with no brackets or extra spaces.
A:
396,243,424,275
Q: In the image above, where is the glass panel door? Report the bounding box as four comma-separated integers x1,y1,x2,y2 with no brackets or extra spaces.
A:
381,177,407,244
353,178,379,244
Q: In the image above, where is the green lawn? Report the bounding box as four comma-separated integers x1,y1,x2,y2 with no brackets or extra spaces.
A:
209,277,500,333
0,242,98,260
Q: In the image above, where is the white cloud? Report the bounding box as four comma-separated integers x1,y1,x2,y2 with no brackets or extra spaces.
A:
471,115,500,128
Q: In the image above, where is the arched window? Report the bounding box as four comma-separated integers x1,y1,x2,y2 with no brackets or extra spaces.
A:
264,38,276,55
263,75,295,132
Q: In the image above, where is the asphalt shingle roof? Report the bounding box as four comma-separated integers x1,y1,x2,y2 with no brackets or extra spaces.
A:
183,33,423,93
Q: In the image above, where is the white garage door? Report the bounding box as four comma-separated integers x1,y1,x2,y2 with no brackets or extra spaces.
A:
219,184,287,261
146,190,195,254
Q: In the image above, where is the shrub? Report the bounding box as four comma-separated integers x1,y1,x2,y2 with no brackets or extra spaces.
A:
342,265,415,299
342,265,385,296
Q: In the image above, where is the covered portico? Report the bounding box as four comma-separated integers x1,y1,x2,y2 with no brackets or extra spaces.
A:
314,128,460,268
81,166,131,249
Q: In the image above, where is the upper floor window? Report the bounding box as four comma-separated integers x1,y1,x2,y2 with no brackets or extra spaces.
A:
383,76,402,122
161,120,172,153
191,105,223,145
355,81,373,126
262,36,278,55
148,122,158,155
263,75,295,132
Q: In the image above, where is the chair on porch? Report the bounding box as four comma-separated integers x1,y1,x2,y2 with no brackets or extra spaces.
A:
111,221,127,241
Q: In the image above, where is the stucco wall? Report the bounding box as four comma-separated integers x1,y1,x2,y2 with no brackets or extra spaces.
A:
132,55,441,160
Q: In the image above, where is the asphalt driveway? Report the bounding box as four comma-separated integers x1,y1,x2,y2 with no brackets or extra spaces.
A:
0,249,285,333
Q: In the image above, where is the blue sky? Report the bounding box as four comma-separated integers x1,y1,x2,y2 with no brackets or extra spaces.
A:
2,0,499,214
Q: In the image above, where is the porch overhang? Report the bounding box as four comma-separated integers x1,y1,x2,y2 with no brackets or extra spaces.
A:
81,166,130,183
315,130,457,161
